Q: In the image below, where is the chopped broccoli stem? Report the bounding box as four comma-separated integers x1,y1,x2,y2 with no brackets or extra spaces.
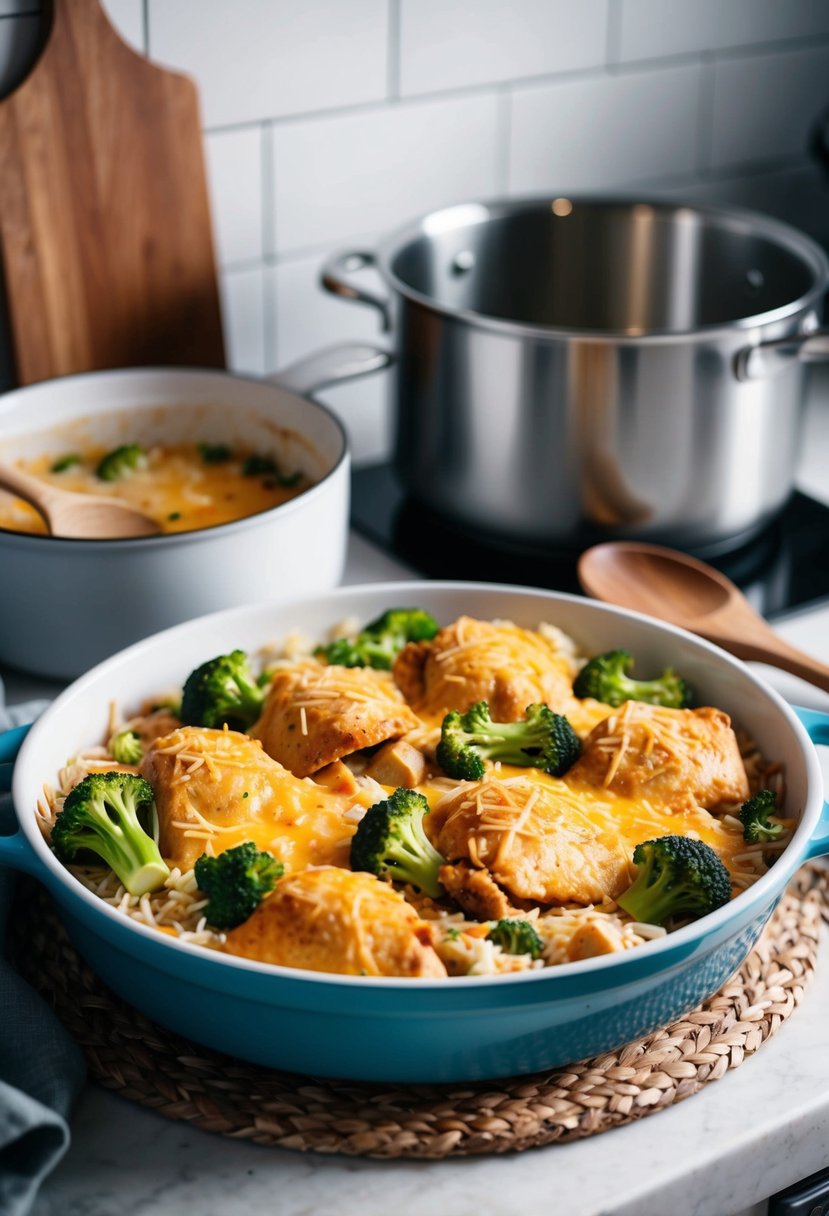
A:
195,842,284,930
739,789,784,843
487,918,543,959
197,442,232,464
437,701,581,781
617,835,731,926
50,453,81,473
108,728,143,765
180,649,266,731
350,788,446,898
573,649,691,708
316,608,440,671
51,771,169,896
96,444,147,481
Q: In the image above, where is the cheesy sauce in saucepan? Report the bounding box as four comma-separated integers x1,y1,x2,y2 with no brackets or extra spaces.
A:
0,443,312,536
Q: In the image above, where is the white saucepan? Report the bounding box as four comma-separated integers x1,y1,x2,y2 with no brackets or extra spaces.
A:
0,344,388,678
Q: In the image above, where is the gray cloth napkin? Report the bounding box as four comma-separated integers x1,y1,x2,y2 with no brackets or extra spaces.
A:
0,685,86,1216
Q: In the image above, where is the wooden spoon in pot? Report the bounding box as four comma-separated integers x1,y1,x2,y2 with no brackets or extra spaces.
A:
0,461,160,539
577,540,829,694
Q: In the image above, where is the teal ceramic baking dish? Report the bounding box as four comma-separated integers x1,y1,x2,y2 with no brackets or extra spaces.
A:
2,582,827,1082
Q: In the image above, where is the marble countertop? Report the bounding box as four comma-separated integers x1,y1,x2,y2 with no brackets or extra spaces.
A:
12,379,829,1216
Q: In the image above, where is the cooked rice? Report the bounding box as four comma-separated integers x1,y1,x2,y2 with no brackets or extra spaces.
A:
38,618,794,978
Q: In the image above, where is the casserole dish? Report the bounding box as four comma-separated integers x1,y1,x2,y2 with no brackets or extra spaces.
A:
323,198,829,554
1,581,827,1083
0,344,387,679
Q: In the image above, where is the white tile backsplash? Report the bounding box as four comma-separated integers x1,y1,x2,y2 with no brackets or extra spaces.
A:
270,92,501,254
147,0,389,129
269,251,390,464
204,126,263,266
219,265,265,376
709,45,829,169
100,0,145,53
1,0,826,465
509,63,701,193
399,0,609,96
617,0,829,62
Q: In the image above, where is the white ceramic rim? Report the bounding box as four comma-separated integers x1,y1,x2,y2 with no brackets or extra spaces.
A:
0,366,349,551
12,580,825,989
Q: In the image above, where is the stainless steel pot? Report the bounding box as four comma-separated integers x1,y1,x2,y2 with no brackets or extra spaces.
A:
323,197,829,554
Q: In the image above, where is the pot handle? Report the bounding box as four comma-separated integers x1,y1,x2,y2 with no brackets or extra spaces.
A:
267,343,392,396
0,722,41,876
320,250,392,332
796,706,829,859
734,327,829,381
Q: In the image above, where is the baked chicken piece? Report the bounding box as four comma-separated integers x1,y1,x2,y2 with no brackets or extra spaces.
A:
223,866,447,977
568,701,750,813
251,659,419,778
393,615,574,721
141,725,360,872
429,775,632,905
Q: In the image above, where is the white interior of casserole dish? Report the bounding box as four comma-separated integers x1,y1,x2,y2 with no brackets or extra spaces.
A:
11,581,823,986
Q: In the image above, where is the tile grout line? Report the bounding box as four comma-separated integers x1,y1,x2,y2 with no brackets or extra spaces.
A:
695,54,716,176
261,121,277,370
605,0,622,66
199,31,829,140
386,0,401,100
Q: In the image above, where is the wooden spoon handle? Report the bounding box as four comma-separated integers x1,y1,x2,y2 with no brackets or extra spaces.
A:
700,626,829,695
0,461,60,512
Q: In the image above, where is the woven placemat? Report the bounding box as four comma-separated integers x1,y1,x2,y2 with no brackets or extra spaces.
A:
9,865,827,1159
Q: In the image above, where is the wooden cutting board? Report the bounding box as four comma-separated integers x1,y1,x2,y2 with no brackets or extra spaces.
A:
0,0,225,385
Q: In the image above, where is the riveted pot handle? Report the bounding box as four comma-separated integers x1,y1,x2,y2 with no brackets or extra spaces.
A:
734,327,829,381
795,706,829,859
320,250,392,332
269,343,393,396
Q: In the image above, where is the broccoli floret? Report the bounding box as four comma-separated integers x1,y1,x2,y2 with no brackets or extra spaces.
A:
486,918,543,959
573,649,691,708
315,608,439,670
739,789,784,844
198,442,232,464
194,841,284,930
437,701,581,781
180,650,266,731
108,728,143,765
350,788,446,898
242,454,278,477
96,443,147,481
50,453,81,473
51,771,169,896
616,835,731,926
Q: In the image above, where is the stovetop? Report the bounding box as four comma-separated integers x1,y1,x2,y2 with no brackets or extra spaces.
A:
351,463,829,620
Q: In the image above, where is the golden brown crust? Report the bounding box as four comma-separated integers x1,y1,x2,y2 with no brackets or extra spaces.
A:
251,660,420,777
223,867,447,978
438,861,514,920
430,776,632,906
394,616,574,720
568,701,750,812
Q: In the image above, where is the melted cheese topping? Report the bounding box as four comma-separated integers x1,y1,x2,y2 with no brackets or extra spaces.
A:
422,766,752,882
0,442,310,536
147,727,376,871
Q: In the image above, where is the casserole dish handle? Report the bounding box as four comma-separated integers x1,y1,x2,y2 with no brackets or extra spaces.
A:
796,707,829,859
0,723,40,875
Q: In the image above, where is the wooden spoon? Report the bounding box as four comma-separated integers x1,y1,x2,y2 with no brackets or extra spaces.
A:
0,461,160,539
577,540,829,694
